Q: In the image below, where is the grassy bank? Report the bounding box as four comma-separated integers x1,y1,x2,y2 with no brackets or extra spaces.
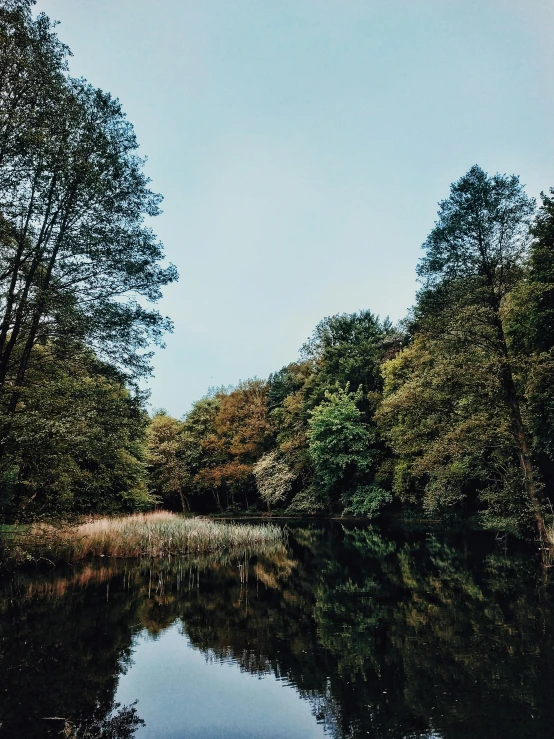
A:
2,512,284,566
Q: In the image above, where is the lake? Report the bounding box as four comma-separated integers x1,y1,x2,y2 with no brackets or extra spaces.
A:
0,523,552,738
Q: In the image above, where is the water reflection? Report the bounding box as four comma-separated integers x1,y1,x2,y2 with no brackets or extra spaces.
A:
0,525,552,738
116,624,327,739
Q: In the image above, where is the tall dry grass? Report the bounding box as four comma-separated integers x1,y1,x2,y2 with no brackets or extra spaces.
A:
13,511,283,563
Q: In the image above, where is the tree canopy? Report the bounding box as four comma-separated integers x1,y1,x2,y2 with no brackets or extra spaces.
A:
0,1,176,520
144,166,554,543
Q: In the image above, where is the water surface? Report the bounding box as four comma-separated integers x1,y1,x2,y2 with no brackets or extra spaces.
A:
0,524,552,738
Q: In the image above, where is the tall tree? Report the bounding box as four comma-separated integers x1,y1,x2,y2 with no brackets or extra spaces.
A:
414,165,544,537
506,188,554,489
146,411,187,512
0,2,176,517
527,188,554,350
0,3,177,411
377,335,527,529
178,394,223,512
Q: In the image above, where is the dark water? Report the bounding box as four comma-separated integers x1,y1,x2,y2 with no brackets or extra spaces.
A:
1,524,553,739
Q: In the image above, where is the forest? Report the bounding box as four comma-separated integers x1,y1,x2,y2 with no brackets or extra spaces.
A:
1,1,554,543
147,168,554,542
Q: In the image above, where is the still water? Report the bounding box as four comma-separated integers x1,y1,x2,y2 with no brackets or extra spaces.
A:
0,523,553,739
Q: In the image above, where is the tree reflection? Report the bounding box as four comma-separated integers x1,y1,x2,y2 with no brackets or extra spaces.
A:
0,526,552,739
66,702,145,739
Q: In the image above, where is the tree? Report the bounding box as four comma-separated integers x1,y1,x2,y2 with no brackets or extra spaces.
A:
0,2,176,518
0,3,177,413
506,188,554,497
0,344,151,520
307,385,386,514
300,310,387,414
178,395,223,512
525,188,554,351
268,361,313,490
414,165,545,538
253,450,295,512
146,412,187,511
0,2,68,195
377,336,528,529
194,380,272,510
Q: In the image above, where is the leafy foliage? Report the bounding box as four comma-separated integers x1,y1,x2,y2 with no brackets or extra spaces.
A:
146,412,187,511
0,346,151,520
0,2,175,521
379,166,546,536
307,385,382,512
253,450,296,511
148,166,554,537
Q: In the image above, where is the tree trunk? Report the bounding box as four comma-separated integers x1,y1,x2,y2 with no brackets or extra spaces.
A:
178,490,190,514
0,171,60,389
493,312,547,541
213,489,223,513
4,207,68,408
503,374,547,541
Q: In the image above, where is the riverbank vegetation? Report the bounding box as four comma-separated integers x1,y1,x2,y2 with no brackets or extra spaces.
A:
1,3,554,545
4,511,283,565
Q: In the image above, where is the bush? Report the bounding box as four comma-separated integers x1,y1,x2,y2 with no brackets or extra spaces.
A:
341,485,392,518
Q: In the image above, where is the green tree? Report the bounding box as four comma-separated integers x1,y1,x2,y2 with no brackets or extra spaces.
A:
526,188,554,351
0,2,177,410
301,310,388,413
377,336,527,529
268,313,394,514
176,395,223,512
146,412,187,511
268,361,313,495
413,165,544,537
0,345,151,520
0,2,176,519
505,188,554,501
307,385,388,515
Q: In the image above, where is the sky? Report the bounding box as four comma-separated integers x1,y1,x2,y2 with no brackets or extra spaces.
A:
37,0,554,417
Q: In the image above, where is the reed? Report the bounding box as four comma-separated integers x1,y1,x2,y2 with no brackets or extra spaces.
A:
9,512,283,563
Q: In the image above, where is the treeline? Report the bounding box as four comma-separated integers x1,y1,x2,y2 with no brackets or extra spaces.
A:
2,4,554,540
0,1,176,520
149,166,554,539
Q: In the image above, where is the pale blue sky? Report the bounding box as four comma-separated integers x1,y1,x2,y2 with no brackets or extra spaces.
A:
37,0,554,416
